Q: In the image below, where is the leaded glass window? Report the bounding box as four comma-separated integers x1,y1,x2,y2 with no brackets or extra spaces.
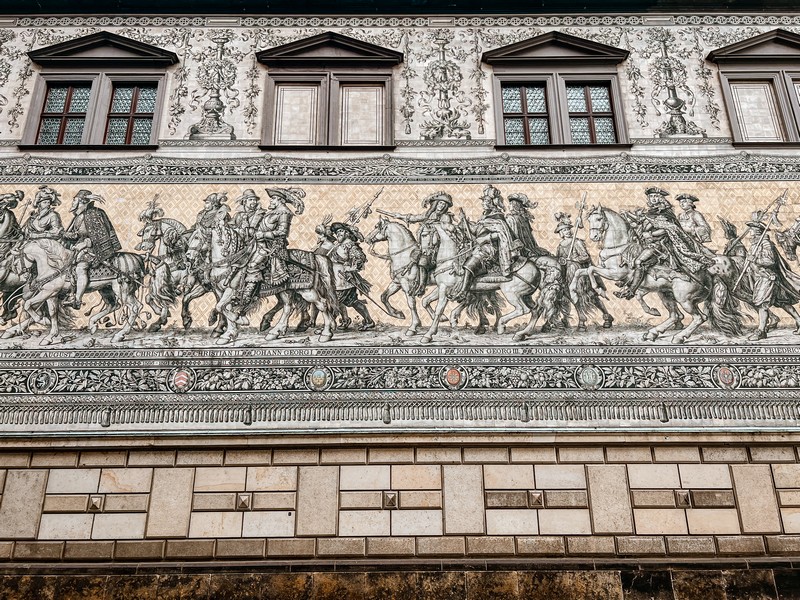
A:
104,84,157,145
500,84,550,145
36,84,91,145
565,84,617,144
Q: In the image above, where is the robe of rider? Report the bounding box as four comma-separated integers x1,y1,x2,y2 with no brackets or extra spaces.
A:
641,207,712,275
404,201,455,267
748,233,800,308
230,204,266,274
465,210,516,277
247,203,291,286
330,235,371,294
679,207,712,244
506,205,546,258
24,207,64,242
64,204,122,264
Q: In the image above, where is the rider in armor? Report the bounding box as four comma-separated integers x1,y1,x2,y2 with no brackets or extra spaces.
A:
223,189,265,287
329,222,375,331
63,190,122,309
380,191,455,296
237,187,305,310
451,185,518,302
615,187,713,300
506,193,548,258
24,186,64,242
677,193,712,245
192,192,229,285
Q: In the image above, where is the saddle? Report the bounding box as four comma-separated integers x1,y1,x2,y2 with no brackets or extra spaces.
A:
259,249,316,297
473,256,527,288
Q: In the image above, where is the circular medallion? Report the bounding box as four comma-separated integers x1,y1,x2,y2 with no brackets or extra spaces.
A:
440,365,468,390
574,365,605,391
27,368,58,395
305,366,333,392
167,367,196,394
713,364,740,390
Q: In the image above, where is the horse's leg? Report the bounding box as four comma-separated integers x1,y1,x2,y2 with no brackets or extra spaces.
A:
266,291,293,341
781,304,800,333
514,295,541,342
88,288,117,335
400,278,421,336
40,297,63,346
421,287,438,322
301,290,333,343
420,287,450,344
636,290,661,317
181,280,207,331
112,282,143,344
670,288,707,344
644,292,679,341
497,286,530,336
215,286,240,345
380,280,406,320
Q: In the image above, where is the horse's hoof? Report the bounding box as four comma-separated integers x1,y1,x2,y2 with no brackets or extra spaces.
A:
112,334,125,344
420,335,432,344
318,334,332,343
265,333,279,341
405,328,418,336
794,328,800,335
39,338,52,346
235,316,249,326
295,324,309,333
672,335,688,345
496,325,505,335
513,333,526,342
148,323,162,333
603,315,614,329
475,326,486,335
577,325,587,333
182,318,193,330
644,332,658,342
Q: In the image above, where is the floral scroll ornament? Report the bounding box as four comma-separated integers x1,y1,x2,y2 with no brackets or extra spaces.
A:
643,28,706,138
188,30,240,140
418,30,471,140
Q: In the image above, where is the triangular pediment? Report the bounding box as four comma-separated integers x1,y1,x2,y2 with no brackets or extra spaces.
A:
482,31,628,65
29,31,178,67
257,32,403,67
708,29,800,63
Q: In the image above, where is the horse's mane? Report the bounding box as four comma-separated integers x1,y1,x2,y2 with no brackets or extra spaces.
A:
25,238,73,270
161,218,187,234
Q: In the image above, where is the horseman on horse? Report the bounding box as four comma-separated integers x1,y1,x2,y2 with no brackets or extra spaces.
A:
223,189,266,290
63,189,122,309
615,187,714,300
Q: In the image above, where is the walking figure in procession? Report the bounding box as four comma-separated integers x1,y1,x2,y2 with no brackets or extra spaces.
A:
506,192,548,258
378,191,457,296
63,190,122,309
329,222,375,331
615,187,714,300
554,212,614,331
677,193,712,246
743,210,800,340
451,185,518,301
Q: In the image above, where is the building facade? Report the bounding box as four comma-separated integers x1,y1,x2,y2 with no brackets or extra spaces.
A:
0,10,798,598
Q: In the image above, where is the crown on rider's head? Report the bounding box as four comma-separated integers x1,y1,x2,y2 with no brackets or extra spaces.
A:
645,186,670,197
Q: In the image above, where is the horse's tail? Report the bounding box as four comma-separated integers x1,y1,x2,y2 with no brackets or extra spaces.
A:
707,275,745,337
149,263,179,307
314,255,341,322
112,253,147,292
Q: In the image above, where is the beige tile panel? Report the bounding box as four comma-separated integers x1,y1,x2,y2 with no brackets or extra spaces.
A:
483,465,535,489
242,511,295,537
188,512,243,538
99,468,153,494
778,490,800,506
252,492,296,510
340,491,382,510
391,465,441,490
544,491,588,508
194,467,247,492
653,447,700,463
686,509,741,535
224,450,271,466
31,453,78,468
392,510,443,536
43,494,89,513
516,536,566,555
700,447,749,463
443,465,484,534
558,448,604,463
46,469,100,494
104,494,149,513
678,464,732,489
79,452,126,467
631,490,675,507
587,465,633,534
340,465,390,491
176,451,224,466
717,536,766,555
535,465,586,489
466,536,515,555
339,510,390,537
538,509,592,535
400,491,442,509
320,448,367,465
0,454,30,468
317,537,366,556
781,507,800,533
732,464,781,534
38,514,94,540
296,466,338,537
750,447,796,462
463,448,509,463
368,448,414,464
773,464,800,488
146,468,194,538
486,491,528,508
417,536,466,556
192,493,236,511
485,509,538,535
510,448,557,463
0,470,48,539
633,509,688,535
366,537,415,556
247,466,297,491
627,464,679,489
127,451,175,467
605,447,652,463
92,513,147,540
416,447,461,464
272,449,319,465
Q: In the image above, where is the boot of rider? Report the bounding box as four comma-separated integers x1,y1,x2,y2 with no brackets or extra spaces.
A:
452,267,476,302
614,267,645,300
414,267,429,297
237,281,259,314
353,301,375,331
70,263,90,309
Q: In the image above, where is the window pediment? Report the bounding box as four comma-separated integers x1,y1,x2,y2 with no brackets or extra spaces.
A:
28,31,179,67
481,31,629,66
708,29,800,64
256,32,403,67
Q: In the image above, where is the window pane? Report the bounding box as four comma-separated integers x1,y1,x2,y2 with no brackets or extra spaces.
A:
62,118,85,144
340,85,383,145
106,118,128,144
136,87,157,113
589,86,612,112
730,81,785,142
132,118,153,144
594,117,616,143
274,84,318,145
525,86,546,113
566,85,588,112
528,117,549,144
502,87,522,113
37,118,61,144
111,86,134,113
570,117,591,143
68,87,91,113
504,118,525,144
44,87,68,112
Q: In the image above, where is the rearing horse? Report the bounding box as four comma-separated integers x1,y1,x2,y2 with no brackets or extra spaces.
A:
573,204,743,343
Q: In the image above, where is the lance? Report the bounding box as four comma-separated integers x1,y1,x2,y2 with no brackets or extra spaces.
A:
724,190,786,257
732,189,788,293
346,187,384,225
565,192,588,264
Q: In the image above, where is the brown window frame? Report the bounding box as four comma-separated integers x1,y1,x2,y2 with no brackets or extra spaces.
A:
564,82,618,145
500,83,551,145
104,83,158,145
35,83,93,145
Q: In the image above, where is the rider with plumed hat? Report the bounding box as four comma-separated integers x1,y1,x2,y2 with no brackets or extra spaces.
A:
506,192,547,258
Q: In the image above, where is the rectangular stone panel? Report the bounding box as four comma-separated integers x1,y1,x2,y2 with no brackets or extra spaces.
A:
98,468,152,494
485,509,538,535
633,509,688,535
486,490,529,508
628,464,679,489
339,510,390,537
679,464,732,489
188,512,243,538
631,490,675,507
247,466,297,491
732,464,781,533
773,464,800,488
340,491,382,509
146,468,194,538
194,467,246,492
92,514,147,539
443,465,484,534
243,511,295,537
545,490,588,508
43,494,88,513
0,470,48,539
400,491,442,509
538,509,592,535
686,509,741,535
392,509,443,536
587,465,633,534
296,466,338,536
38,514,94,540
535,465,586,489
46,469,100,494
103,494,148,513
483,464,535,489
252,492,296,510
392,465,441,490
340,465,390,490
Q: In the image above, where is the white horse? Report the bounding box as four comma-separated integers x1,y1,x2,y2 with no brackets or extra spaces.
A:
573,205,743,343
3,238,144,345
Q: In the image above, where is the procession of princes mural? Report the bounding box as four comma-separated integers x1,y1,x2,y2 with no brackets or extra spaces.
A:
0,181,798,348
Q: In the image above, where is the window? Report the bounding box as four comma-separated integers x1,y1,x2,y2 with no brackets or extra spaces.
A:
23,31,177,149
257,32,403,149
708,29,800,146
482,31,630,147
